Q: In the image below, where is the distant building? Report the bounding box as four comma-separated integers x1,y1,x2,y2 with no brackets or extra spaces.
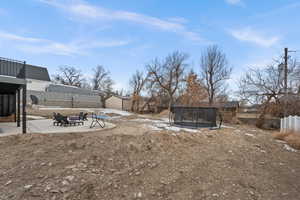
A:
24,65,51,91
105,95,131,110
239,104,260,113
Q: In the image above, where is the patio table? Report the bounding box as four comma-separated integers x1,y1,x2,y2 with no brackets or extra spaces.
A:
90,114,109,128
69,116,84,126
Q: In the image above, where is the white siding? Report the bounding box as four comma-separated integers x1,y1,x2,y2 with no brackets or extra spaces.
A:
281,116,300,134
27,79,50,91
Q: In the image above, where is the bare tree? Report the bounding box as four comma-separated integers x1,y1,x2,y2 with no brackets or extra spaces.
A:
92,65,114,107
239,59,300,128
200,45,232,105
147,51,188,109
129,70,148,112
53,66,85,87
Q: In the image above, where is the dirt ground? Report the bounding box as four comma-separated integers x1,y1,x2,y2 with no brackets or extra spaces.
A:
0,114,300,200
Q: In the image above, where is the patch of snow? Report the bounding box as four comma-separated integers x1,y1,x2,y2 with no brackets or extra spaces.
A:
156,123,169,128
283,144,298,152
181,128,199,133
4,180,12,186
147,125,163,131
97,108,132,116
165,126,181,132
275,140,286,144
136,117,200,133
24,185,33,189
245,133,255,137
132,118,162,123
27,115,46,120
220,125,235,129
160,118,170,122
155,123,199,133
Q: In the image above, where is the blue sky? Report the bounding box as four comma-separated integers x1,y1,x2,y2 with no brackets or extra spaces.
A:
0,0,300,91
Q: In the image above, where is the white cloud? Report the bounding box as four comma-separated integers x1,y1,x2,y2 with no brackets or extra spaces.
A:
225,0,242,6
0,30,129,56
229,27,279,47
114,81,127,91
0,31,44,42
167,17,188,24
39,0,206,42
246,59,273,69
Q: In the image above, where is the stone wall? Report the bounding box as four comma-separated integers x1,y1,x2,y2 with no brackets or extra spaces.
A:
27,90,102,108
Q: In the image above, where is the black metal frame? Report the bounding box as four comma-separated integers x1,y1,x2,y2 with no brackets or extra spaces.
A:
90,113,106,128
170,106,218,128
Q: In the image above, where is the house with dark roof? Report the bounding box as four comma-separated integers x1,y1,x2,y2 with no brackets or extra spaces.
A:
0,58,51,91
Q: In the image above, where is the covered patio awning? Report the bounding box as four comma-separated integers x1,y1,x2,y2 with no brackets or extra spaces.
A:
0,57,27,134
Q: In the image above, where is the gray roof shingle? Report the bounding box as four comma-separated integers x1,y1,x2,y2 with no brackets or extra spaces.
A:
0,58,50,81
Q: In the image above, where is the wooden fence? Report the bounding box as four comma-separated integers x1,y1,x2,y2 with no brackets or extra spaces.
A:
281,116,300,133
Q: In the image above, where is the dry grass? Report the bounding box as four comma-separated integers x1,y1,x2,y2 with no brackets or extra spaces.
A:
273,131,300,150
272,132,291,140
157,109,170,117
285,134,300,150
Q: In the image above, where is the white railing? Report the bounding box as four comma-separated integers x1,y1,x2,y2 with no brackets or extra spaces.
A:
281,116,300,133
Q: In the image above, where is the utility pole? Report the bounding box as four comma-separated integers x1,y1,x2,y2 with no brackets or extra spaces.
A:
284,48,288,117
284,48,288,95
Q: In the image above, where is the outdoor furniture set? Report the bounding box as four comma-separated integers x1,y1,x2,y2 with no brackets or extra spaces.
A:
53,112,88,127
52,112,109,128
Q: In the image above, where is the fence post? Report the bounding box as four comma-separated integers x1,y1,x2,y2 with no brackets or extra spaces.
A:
283,117,287,132
72,96,74,108
287,116,291,132
292,116,296,133
295,116,300,134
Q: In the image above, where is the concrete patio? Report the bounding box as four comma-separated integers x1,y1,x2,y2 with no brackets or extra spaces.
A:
0,119,115,137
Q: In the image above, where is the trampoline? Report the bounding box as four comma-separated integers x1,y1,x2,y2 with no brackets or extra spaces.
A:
169,106,221,128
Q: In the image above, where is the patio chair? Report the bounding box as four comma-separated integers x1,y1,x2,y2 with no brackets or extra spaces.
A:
53,113,64,126
79,112,88,121
53,112,57,120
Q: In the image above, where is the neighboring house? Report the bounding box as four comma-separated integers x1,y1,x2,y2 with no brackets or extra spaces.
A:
218,101,240,111
217,101,240,123
105,95,131,110
239,104,260,113
25,65,51,91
